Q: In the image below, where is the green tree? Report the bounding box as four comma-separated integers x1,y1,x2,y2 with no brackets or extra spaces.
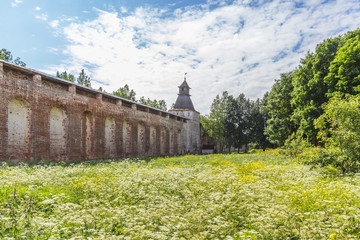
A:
290,29,359,144
324,32,360,97
113,84,136,101
0,48,26,67
139,96,167,111
56,71,75,82
200,91,230,152
315,95,360,173
265,72,295,146
77,69,91,87
248,97,271,150
224,93,251,152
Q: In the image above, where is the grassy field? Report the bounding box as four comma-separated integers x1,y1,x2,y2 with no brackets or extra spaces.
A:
0,152,360,239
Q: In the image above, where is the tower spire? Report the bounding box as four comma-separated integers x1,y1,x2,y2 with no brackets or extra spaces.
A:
173,74,195,111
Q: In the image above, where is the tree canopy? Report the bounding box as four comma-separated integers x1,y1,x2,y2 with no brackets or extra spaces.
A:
56,71,75,82
201,91,270,152
139,97,167,111
77,69,91,87
113,84,136,101
264,28,360,147
0,49,26,67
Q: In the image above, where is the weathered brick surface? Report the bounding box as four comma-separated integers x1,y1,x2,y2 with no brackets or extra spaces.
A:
0,61,199,162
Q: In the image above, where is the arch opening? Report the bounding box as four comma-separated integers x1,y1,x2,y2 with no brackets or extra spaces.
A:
7,98,31,160
149,125,156,155
160,127,166,155
82,111,94,159
123,120,132,155
137,123,145,155
50,106,67,160
105,116,116,158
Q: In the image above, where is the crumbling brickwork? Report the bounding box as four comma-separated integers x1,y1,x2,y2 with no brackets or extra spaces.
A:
0,61,199,162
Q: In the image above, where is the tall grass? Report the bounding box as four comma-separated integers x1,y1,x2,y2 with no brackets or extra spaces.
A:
0,152,359,239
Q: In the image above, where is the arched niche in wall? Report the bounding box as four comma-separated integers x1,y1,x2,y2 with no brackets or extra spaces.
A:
123,120,132,155
49,106,67,160
177,129,182,155
160,127,166,155
105,116,116,158
137,122,145,155
169,129,175,155
82,111,94,159
7,98,31,160
149,125,156,155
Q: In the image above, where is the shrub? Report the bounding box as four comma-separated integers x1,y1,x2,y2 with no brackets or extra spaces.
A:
315,95,360,173
284,132,312,156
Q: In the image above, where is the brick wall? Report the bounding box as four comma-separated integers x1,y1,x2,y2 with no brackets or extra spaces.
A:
0,61,192,162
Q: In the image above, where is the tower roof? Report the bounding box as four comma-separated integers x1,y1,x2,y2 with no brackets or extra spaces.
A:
173,77,195,111
179,80,190,89
174,95,195,110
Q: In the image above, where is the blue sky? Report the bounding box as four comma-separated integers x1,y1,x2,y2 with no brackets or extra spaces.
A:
1,0,360,113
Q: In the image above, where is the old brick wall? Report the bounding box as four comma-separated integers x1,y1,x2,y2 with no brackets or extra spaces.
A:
0,61,189,162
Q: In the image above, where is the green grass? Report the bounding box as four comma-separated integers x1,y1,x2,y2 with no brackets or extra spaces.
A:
0,152,359,239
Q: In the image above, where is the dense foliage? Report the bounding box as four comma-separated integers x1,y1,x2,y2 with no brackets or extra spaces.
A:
1,153,360,239
200,92,229,151
201,92,270,152
266,29,360,145
314,95,360,173
264,72,295,147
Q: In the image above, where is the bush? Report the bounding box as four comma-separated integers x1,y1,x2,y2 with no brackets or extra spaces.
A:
284,132,311,156
315,95,360,173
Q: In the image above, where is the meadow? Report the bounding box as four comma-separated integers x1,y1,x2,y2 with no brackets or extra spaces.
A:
0,152,359,239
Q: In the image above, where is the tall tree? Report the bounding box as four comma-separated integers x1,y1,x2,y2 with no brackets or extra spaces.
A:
77,69,91,87
290,30,358,144
0,48,26,67
200,91,230,152
248,97,270,150
113,84,136,101
265,72,295,147
324,32,360,97
224,93,251,151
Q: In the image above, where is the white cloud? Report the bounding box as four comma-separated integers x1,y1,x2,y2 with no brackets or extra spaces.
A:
120,6,127,13
50,0,360,114
48,47,59,54
35,6,41,11
11,0,22,7
49,20,59,28
35,13,48,21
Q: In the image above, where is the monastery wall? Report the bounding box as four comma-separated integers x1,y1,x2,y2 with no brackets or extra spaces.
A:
168,109,201,154
0,61,192,162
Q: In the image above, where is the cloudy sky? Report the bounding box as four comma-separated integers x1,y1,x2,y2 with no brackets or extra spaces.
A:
1,0,360,113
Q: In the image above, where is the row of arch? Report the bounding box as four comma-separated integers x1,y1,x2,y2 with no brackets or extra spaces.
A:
7,98,182,161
